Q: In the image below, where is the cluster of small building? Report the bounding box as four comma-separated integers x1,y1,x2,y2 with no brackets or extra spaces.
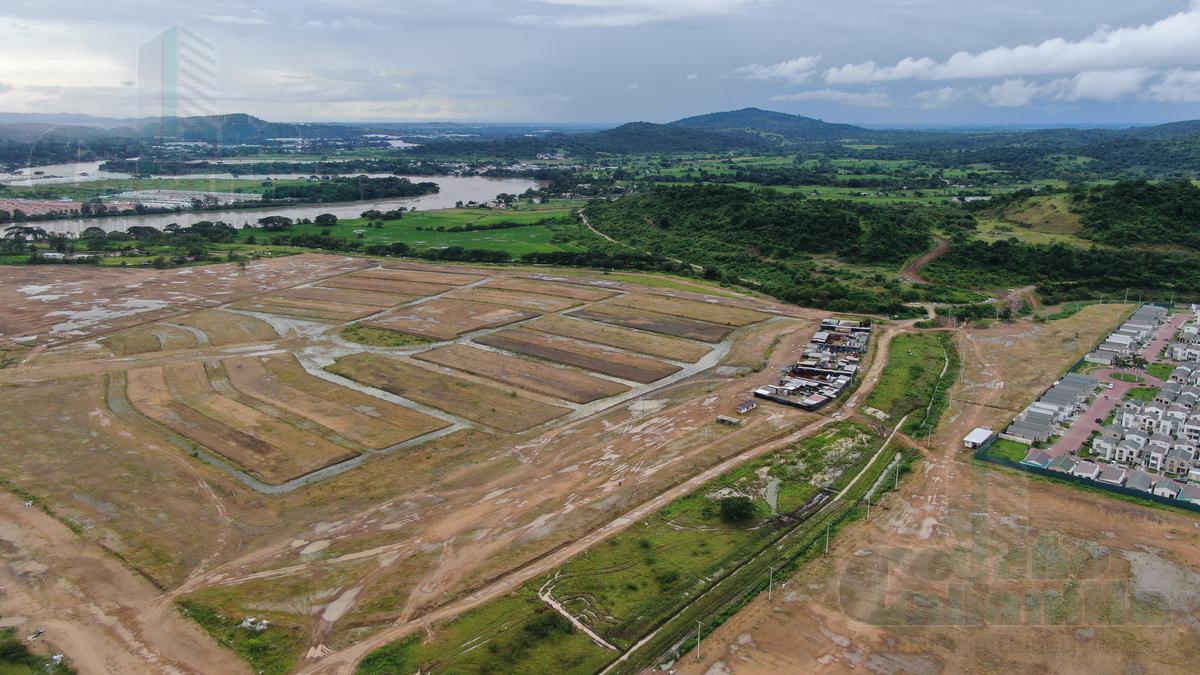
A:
1019,451,1200,503
1083,305,1170,366
1165,312,1200,363
1002,372,1100,444
108,189,260,209
754,318,871,411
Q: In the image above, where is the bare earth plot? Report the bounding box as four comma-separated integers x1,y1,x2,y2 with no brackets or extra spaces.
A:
476,327,681,383
571,304,735,342
126,363,357,484
365,298,538,340
0,255,827,674
606,293,772,326
327,352,571,432
487,276,618,301
415,343,630,403
683,305,1200,675
224,354,449,448
442,285,583,313
526,314,711,362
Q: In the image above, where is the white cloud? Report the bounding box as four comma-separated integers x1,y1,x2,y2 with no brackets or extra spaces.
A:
1147,69,1200,102
975,79,1042,107
911,87,961,109
1055,69,1151,102
825,6,1200,84
771,89,890,107
512,0,764,27
195,6,269,25
685,73,700,80
732,55,821,84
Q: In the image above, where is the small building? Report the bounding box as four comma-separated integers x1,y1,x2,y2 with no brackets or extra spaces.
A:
1153,478,1182,499
736,401,757,414
1097,465,1127,486
963,427,996,450
1047,455,1077,474
1071,460,1101,480
716,415,742,426
1179,483,1200,506
1126,471,1155,493
1020,450,1053,468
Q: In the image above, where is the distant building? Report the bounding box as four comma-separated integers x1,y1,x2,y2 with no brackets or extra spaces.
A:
962,427,996,450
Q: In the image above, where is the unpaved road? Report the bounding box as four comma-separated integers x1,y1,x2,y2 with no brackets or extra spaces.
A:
0,492,251,674
900,237,949,284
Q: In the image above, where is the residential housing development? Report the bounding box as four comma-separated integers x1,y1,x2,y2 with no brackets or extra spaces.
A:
1010,305,1200,505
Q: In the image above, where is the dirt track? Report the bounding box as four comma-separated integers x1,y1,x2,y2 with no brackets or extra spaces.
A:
900,237,949,284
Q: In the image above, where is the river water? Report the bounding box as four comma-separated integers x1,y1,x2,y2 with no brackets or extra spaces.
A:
27,175,543,235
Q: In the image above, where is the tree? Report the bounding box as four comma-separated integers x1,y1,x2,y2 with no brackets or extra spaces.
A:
718,496,756,523
314,213,338,226
257,216,293,231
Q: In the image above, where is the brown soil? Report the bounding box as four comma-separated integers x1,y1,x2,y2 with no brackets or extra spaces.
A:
681,305,1200,675
271,285,416,309
488,277,618,301
366,299,538,340
443,286,582,313
476,328,681,383
327,352,571,432
358,267,483,286
571,305,734,342
526,314,712,362
225,354,449,448
607,293,772,326
415,343,630,403
317,275,453,297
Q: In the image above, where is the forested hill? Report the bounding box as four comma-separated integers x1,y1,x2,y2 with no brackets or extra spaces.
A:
1075,180,1200,247
669,108,876,141
583,185,975,313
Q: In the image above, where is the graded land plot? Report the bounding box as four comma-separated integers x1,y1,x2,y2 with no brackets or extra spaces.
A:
365,299,538,341
315,274,454,297
570,304,734,343
526,314,711,363
414,343,629,404
223,354,449,448
441,285,582,313
99,310,278,356
100,323,200,356
487,276,618,302
475,328,680,384
227,296,379,323
327,353,570,433
361,266,484,286
126,363,356,484
269,285,415,309
606,293,772,327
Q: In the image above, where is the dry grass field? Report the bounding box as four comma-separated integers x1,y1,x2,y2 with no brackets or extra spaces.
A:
476,328,681,383
414,343,630,403
572,304,736,342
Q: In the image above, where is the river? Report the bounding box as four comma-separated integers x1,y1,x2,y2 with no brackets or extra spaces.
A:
30,175,543,235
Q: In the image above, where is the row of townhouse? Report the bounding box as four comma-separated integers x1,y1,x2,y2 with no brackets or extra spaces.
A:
1167,312,1200,363
1022,453,1200,503
1003,372,1100,444
1085,305,1169,365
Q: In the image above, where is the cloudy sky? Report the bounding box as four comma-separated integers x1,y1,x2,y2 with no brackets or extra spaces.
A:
2,0,1200,125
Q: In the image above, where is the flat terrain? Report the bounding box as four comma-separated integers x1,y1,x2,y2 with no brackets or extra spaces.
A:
680,304,1200,675
0,254,819,673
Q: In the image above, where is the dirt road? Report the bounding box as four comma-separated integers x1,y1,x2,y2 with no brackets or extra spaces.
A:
0,492,251,674
900,237,949,284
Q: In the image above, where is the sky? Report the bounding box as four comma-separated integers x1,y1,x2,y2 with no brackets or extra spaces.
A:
2,0,1200,125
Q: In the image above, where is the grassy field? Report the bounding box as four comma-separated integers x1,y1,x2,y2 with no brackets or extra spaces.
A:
4,177,309,201
987,438,1032,462
0,627,74,674
1147,363,1174,380
239,203,586,256
340,325,433,348
864,332,955,425
1127,386,1159,402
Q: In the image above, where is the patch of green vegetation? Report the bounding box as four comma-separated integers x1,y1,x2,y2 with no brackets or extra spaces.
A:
1147,363,1174,380
1126,386,1159,402
1042,301,1100,321
548,421,880,648
177,600,304,675
986,438,1032,462
357,591,610,675
0,628,74,674
340,325,434,348
865,332,958,436
1111,372,1143,383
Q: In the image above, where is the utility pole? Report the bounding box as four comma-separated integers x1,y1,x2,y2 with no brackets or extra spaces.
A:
895,463,899,490
768,566,774,601
825,523,830,554
866,494,871,519
696,620,702,662
1124,288,1129,304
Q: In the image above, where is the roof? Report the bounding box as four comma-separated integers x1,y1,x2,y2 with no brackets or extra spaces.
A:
1048,456,1077,473
1180,484,1200,502
1126,471,1155,491
1155,479,1182,495
1021,450,1053,467
1072,460,1101,476
964,428,995,445
1098,466,1127,483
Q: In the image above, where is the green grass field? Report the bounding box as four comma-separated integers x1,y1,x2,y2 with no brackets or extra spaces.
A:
1147,363,1174,380
865,332,953,423
4,177,309,201
0,627,75,674
987,438,1032,462
1126,386,1159,402
240,203,586,256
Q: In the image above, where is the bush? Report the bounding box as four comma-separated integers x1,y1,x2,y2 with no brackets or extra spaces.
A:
718,496,756,523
